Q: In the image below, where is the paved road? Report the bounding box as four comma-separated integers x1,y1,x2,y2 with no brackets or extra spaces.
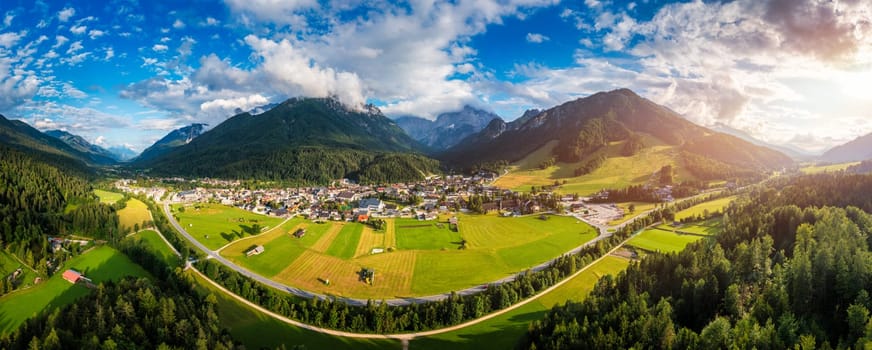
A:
163,202,627,306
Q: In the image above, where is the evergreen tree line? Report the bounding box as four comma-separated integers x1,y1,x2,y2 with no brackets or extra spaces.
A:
144,147,440,185
0,147,119,293
521,173,872,349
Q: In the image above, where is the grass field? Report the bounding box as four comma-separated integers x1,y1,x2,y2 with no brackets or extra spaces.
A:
187,270,398,350
656,219,723,236
94,189,124,204
325,223,365,259
130,230,179,265
0,246,150,334
675,196,736,221
412,255,631,350
493,138,696,195
221,213,598,299
395,218,462,250
0,251,37,291
170,203,285,250
800,162,860,174
118,198,152,231
627,228,705,253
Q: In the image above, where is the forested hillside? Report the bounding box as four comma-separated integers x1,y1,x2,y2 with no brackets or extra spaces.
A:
522,173,872,349
134,98,440,184
0,147,120,293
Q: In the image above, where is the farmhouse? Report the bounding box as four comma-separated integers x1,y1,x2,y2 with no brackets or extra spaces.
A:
61,269,91,284
246,245,265,257
293,228,306,238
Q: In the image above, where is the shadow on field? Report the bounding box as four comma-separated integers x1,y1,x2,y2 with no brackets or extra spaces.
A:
409,309,547,350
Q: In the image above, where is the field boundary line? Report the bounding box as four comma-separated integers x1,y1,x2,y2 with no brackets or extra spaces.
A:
214,216,294,253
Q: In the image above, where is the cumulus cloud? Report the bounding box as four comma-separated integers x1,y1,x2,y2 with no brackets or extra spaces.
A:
52,35,69,49
88,29,105,39
173,19,185,29
526,33,549,43
152,44,168,52
224,0,318,27
0,31,22,48
200,94,269,116
244,35,365,108
70,25,87,35
205,17,220,26
58,7,75,22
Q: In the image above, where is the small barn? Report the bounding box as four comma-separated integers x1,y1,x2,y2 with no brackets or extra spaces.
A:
293,228,306,238
62,270,83,284
246,245,265,257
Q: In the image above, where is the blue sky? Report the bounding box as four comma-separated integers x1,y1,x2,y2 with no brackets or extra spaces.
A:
0,0,870,153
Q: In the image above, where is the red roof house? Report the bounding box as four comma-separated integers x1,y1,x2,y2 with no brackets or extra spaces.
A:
62,270,82,284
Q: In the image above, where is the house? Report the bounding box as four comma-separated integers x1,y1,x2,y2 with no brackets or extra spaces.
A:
358,198,384,213
246,245,265,257
448,216,458,225
336,191,356,202
62,270,83,284
293,229,306,238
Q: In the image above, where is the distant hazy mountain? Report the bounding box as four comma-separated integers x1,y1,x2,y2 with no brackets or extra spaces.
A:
395,106,502,150
133,123,207,163
820,132,872,163
44,130,118,164
441,88,792,176
107,145,138,161
0,114,110,170
132,97,439,184
710,123,816,160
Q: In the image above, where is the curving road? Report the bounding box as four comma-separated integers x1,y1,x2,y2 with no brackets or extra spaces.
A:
163,201,647,306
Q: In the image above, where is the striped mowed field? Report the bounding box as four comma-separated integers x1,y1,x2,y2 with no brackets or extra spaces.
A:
219,213,597,299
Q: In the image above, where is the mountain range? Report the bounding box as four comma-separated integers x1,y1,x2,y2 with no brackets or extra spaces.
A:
132,97,439,183
0,114,110,170
395,106,502,150
820,132,872,163
440,89,793,178
0,89,815,184
133,123,208,163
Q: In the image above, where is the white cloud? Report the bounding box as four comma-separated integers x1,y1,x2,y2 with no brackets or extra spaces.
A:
0,31,22,48
3,12,14,27
70,25,87,35
526,33,549,43
93,135,106,145
173,19,185,29
104,47,114,60
152,44,168,52
224,0,319,27
62,82,87,99
52,35,69,49
244,35,366,108
141,57,158,66
58,7,75,22
88,29,105,39
200,94,269,115
205,17,220,26
66,41,83,54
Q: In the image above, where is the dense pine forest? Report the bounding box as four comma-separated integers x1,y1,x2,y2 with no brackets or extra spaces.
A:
521,173,872,349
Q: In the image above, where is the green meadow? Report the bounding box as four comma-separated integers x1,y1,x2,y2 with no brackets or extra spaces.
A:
170,203,284,250
627,228,705,253
674,196,736,221
93,189,124,204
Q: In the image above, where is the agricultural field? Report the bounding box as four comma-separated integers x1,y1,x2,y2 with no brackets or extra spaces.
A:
493,137,697,195
129,230,180,265
187,270,398,350
412,255,631,350
0,246,150,334
93,189,124,204
395,218,462,250
674,196,736,221
118,198,152,232
800,161,860,174
221,213,597,299
170,203,285,250
656,219,723,236
627,228,706,253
